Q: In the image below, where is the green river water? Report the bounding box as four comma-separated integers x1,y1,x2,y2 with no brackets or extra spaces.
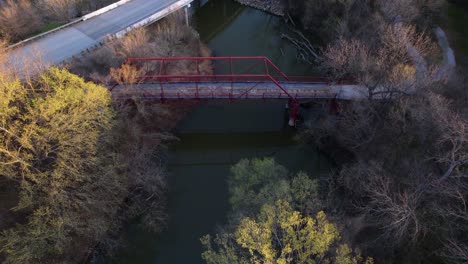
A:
448,2,468,68
101,0,332,263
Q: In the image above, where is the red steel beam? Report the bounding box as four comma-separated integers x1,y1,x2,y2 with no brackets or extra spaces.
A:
122,56,331,122
141,74,271,78
127,56,272,61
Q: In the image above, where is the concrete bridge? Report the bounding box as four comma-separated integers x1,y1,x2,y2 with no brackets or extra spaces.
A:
7,0,193,67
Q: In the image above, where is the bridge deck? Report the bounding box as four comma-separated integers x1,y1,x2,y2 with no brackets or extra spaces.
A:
112,82,365,100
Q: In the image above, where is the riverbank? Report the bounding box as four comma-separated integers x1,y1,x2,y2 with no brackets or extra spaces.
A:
82,15,214,262
234,0,285,16
0,12,213,264
299,1,468,263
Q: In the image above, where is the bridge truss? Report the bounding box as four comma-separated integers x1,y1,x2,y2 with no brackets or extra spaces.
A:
111,56,335,124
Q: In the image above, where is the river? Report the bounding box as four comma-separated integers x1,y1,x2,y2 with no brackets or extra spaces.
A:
99,0,331,263
448,1,468,68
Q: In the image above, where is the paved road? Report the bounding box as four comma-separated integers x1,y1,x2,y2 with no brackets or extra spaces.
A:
8,0,181,67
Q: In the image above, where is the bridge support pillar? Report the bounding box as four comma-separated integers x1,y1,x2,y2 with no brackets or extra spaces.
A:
329,96,341,115
288,99,299,127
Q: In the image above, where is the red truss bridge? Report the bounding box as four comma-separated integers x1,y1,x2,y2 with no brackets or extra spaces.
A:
111,56,354,125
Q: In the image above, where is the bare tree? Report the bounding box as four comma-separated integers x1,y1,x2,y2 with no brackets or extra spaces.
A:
378,0,444,27
442,239,468,264
322,23,438,100
0,0,43,41
38,0,76,21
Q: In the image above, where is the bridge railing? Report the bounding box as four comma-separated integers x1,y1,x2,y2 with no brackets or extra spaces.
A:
120,56,352,122
139,74,274,83
137,75,337,84
125,56,353,85
124,56,337,99
126,56,290,80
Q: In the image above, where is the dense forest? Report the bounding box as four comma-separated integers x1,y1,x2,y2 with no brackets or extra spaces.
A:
0,0,467,263
200,0,468,263
0,15,208,263
290,0,468,263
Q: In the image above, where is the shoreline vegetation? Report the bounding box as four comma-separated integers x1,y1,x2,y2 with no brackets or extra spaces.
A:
0,13,212,263
233,0,468,263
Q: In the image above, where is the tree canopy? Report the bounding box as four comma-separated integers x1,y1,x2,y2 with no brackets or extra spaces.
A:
0,68,125,263
229,158,321,216
202,158,372,264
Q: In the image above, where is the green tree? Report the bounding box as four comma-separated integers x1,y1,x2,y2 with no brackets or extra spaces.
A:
229,158,321,216
202,200,372,264
0,68,125,263
202,158,371,264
